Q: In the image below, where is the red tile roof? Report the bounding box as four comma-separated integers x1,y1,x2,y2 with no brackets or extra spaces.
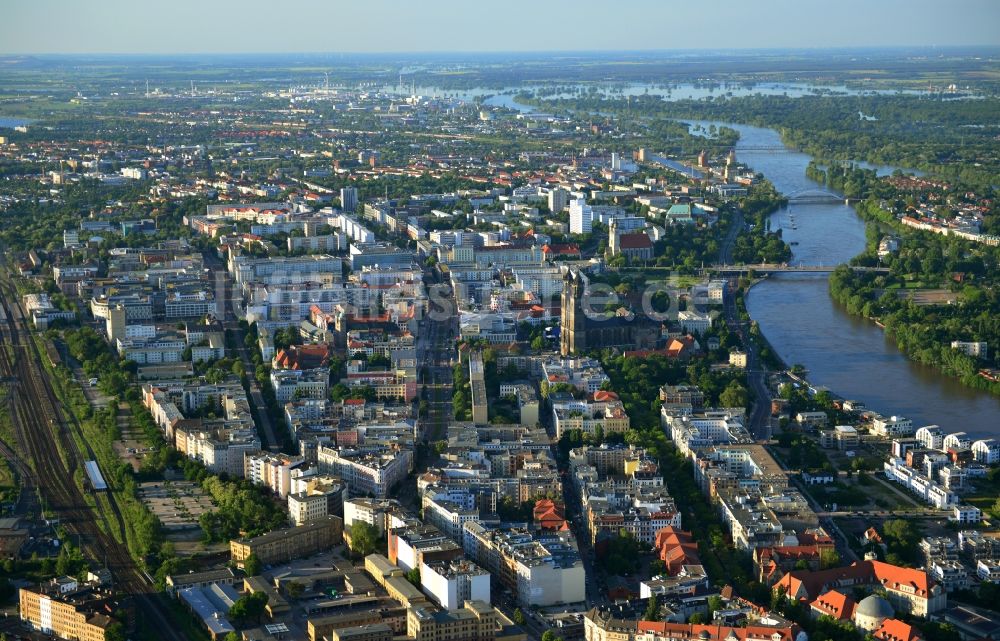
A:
775,560,934,602
618,232,652,249
873,619,922,641
654,527,701,575
637,622,797,641
809,589,856,620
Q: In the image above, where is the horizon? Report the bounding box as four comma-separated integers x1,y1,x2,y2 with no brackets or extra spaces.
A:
5,0,1000,55
6,45,1000,58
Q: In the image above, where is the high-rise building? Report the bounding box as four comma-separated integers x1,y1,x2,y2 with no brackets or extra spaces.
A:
548,188,569,214
340,186,359,213
569,198,593,234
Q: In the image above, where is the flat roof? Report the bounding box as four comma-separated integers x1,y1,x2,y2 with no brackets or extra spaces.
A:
179,587,236,636
84,461,108,491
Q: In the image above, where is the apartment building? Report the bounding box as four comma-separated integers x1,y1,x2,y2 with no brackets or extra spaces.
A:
663,410,752,457
230,515,343,567
407,600,497,641
318,445,412,498
271,368,330,404
287,473,346,526
389,525,464,572
883,457,959,509
420,559,491,611
462,523,585,607
244,451,304,499
344,498,412,535
19,583,115,641
551,392,630,439
423,493,481,543
542,357,610,394
871,415,915,437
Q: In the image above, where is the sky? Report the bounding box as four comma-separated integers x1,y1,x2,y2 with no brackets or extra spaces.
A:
3,0,1000,54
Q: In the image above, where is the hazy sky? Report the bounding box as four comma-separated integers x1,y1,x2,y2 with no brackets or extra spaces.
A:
4,0,1000,54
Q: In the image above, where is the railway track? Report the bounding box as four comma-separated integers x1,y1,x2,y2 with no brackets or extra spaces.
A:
0,275,190,641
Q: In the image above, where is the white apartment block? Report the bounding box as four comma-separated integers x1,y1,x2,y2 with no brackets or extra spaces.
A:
883,457,958,509
871,415,915,437
977,560,1000,583
423,493,481,542
420,559,491,611
569,199,593,234
462,523,585,607
951,340,988,359
244,452,303,499
915,425,944,450
317,446,412,498
972,438,1000,464
270,368,329,404
343,498,411,535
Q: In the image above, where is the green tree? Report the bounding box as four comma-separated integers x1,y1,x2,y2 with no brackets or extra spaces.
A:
243,553,262,577
719,380,749,408
644,594,661,621
230,591,269,624
707,595,724,618
349,521,379,557
513,609,526,626
406,568,421,587
104,623,127,641
286,582,304,599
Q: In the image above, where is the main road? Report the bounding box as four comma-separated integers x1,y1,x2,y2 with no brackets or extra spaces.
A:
717,207,771,439
203,249,282,450
416,266,458,444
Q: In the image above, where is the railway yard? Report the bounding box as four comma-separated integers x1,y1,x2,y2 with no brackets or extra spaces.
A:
0,270,189,641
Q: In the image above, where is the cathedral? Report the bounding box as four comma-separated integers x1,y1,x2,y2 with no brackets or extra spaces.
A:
560,268,661,356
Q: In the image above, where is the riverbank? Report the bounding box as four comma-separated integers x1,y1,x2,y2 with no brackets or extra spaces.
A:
718,122,1000,436
826,199,1000,399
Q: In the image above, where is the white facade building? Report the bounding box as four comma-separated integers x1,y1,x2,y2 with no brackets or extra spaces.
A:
420,559,491,611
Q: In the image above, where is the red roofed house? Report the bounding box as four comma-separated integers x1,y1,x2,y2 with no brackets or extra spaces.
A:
653,527,701,576
754,529,835,585
542,243,582,260
809,589,856,621
534,499,570,531
272,344,331,370
774,560,946,617
630,620,800,641
873,619,923,641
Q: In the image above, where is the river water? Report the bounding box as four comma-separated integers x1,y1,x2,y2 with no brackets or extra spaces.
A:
420,85,1000,436
692,121,1000,436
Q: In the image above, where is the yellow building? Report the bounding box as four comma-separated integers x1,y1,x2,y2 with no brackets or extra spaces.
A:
407,600,497,641
384,575,428,609
19,587,114,641
331,623,394,641
365,553,405,587
230,515,343,566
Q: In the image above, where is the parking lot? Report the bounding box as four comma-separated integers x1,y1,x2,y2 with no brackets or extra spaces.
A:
138,480,216,532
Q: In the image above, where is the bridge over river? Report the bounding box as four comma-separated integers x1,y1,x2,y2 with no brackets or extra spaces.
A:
709,264,889,275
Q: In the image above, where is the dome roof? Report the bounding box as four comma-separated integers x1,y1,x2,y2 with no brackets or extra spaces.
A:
856,595,894,619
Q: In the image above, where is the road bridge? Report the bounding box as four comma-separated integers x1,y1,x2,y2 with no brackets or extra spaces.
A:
709,264,889,275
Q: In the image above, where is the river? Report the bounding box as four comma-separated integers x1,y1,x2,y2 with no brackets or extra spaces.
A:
689,121,1000,437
